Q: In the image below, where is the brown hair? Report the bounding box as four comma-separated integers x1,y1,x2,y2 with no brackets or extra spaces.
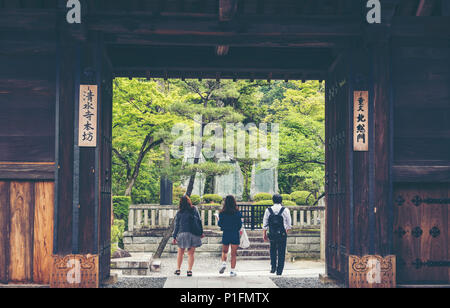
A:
179,195,194,212
220,195,239,215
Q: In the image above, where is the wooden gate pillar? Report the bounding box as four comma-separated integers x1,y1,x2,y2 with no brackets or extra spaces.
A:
326,26,395,286
52,12,112,287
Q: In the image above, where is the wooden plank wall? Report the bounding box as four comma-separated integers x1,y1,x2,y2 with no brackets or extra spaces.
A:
0,181,54,284
392,43,450,180
0,55,55,163
0,13,56,284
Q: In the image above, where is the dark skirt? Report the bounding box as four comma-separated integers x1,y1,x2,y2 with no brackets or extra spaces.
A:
176,232,203,249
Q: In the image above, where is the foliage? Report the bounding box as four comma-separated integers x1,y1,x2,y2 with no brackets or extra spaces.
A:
112,78,325,207
111,219,125,254
202,194,223,204
172,186,186,205
290,191,314,205
281,194,292,201
254,200,274,206
255,199,296,206
254,193,273,202
200,203,221,207
282,200,297,206
113,196,131,228
190,194,201,205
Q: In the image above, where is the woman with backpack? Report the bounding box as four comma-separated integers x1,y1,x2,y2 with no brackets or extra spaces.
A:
262,194,292,276
172,195,204,277
217,195,243,277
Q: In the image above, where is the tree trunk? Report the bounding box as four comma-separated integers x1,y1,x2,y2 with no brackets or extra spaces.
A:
154,133,202,258
153,218,175,258
124,178,136,196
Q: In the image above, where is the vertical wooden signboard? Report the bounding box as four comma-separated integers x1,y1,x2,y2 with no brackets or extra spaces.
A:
349,255,396,288
353,91,369,151
78,85,98,147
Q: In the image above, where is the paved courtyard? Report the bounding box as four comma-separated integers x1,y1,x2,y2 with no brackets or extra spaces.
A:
107,254,341,288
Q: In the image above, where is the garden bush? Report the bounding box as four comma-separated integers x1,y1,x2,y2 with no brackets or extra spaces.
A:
202,194,223,204
190,194,201,205
111,219,125,254
254,200,274,206
200,203,221,207
281,194,292,201
283,200,297,206
113,196,131,228
172,186,186,204
253,193,273,202
255,200,296,207
290,191,314,205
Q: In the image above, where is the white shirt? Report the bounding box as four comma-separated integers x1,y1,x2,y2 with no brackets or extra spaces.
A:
262,204,292,231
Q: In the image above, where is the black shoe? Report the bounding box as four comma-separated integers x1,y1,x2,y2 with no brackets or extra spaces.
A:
276,272,283,276
270,269,276,274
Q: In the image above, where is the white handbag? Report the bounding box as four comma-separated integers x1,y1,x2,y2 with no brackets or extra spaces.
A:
239,227,250,249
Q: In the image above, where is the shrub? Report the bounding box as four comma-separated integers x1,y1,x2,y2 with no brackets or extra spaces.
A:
281,194,292,201
202,194,223,204
253,193,273,202
282,200,297,206
113,196,131,228
255,200,296,207
111,219,125,254
190,194,201,205
255,200,274,206
172,186,186,205
290,191,314,205
200,203,221,207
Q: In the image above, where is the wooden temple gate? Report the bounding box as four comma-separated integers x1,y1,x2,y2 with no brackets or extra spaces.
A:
0,0,449,287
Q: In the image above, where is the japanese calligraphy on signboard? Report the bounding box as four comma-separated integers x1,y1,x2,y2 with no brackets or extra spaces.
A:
79,85,97,147
353,91,369,152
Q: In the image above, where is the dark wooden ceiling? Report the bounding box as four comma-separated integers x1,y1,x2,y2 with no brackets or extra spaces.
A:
0,0,446,16
0,0,448,80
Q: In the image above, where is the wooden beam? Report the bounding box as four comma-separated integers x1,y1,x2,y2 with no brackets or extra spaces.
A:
0,163,55,180
393,165,450,182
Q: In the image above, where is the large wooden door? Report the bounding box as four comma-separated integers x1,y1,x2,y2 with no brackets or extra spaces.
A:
98,69,113,282
394,183,450,284
325,54,351,281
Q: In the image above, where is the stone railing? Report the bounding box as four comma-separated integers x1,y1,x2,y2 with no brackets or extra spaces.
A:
128,204,325,232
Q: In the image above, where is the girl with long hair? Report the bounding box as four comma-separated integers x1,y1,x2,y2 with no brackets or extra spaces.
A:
217,195,242,277
172,195,204,277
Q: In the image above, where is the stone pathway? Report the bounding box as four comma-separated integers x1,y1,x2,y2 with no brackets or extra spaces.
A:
111,254,328,288
164,276,278,288
108,254,332,289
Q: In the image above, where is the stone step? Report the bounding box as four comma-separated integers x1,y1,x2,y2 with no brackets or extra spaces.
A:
245,243,270,250
247,237,265,243
237,249,270,257
245,230,264,237
238,255,271,261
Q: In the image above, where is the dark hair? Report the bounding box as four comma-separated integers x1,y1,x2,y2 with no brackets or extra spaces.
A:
272,194,283,204
221,195,239,215
179,195,194,212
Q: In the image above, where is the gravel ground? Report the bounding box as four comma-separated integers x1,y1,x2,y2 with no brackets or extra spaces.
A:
102,277,167,288
271,277,343,288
